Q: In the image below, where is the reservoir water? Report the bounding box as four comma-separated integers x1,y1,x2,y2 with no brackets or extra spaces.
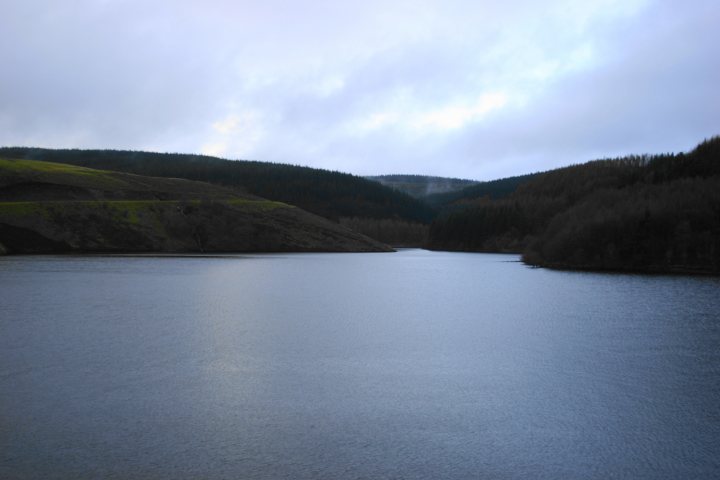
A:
1,250,719,479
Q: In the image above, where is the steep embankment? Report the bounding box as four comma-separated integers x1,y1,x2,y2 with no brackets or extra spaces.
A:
0,159,391,254
428,137,720,274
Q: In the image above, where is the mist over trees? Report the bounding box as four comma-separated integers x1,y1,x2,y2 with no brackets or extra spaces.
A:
366,174,477,198
424,172,539,208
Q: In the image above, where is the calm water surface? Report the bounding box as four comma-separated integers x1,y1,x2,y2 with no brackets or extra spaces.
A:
1,250,719,479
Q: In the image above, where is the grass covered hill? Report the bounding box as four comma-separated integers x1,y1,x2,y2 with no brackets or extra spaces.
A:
428,137,720,274
0,148,434,224
0,158,391,254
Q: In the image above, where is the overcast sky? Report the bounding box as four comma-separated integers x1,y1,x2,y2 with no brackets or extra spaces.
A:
1,0,718,179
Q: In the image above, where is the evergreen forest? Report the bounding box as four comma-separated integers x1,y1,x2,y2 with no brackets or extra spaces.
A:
428,137,720,274
0,148,434,246
2,136,718,273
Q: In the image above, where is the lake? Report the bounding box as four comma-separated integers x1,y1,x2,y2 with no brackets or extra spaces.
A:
1,250,719,479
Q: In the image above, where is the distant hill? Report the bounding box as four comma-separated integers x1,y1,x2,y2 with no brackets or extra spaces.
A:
366,174,477,198
0,158,391,254
0,148,434,224
427,137,720,274
425,172,539,208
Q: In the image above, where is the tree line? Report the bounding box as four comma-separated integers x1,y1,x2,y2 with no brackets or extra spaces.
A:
3,137,719,269
0,148,435,224
427,137,720,273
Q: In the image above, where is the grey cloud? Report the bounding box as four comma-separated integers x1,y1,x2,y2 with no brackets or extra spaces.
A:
446,0,720,179
1,0,717,179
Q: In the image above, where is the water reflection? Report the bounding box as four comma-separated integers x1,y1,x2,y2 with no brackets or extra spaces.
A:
1,251,718,479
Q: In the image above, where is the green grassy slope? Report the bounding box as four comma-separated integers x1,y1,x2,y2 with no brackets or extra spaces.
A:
0,148,435,223
0,158,391,254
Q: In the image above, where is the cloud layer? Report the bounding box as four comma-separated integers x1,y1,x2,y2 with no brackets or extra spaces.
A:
1,0,718,179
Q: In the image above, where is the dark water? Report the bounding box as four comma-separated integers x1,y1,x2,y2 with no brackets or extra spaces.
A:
1,250,719,479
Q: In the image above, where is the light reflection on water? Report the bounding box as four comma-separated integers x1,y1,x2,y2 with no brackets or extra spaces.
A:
1,250,719,479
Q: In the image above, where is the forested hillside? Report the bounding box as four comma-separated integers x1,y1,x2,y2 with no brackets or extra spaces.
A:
0,148,435,246
0,158,390,254
367,174,477,198
4,138,718,272
0,148,434,223
425,173,538,208
428,137,720,274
